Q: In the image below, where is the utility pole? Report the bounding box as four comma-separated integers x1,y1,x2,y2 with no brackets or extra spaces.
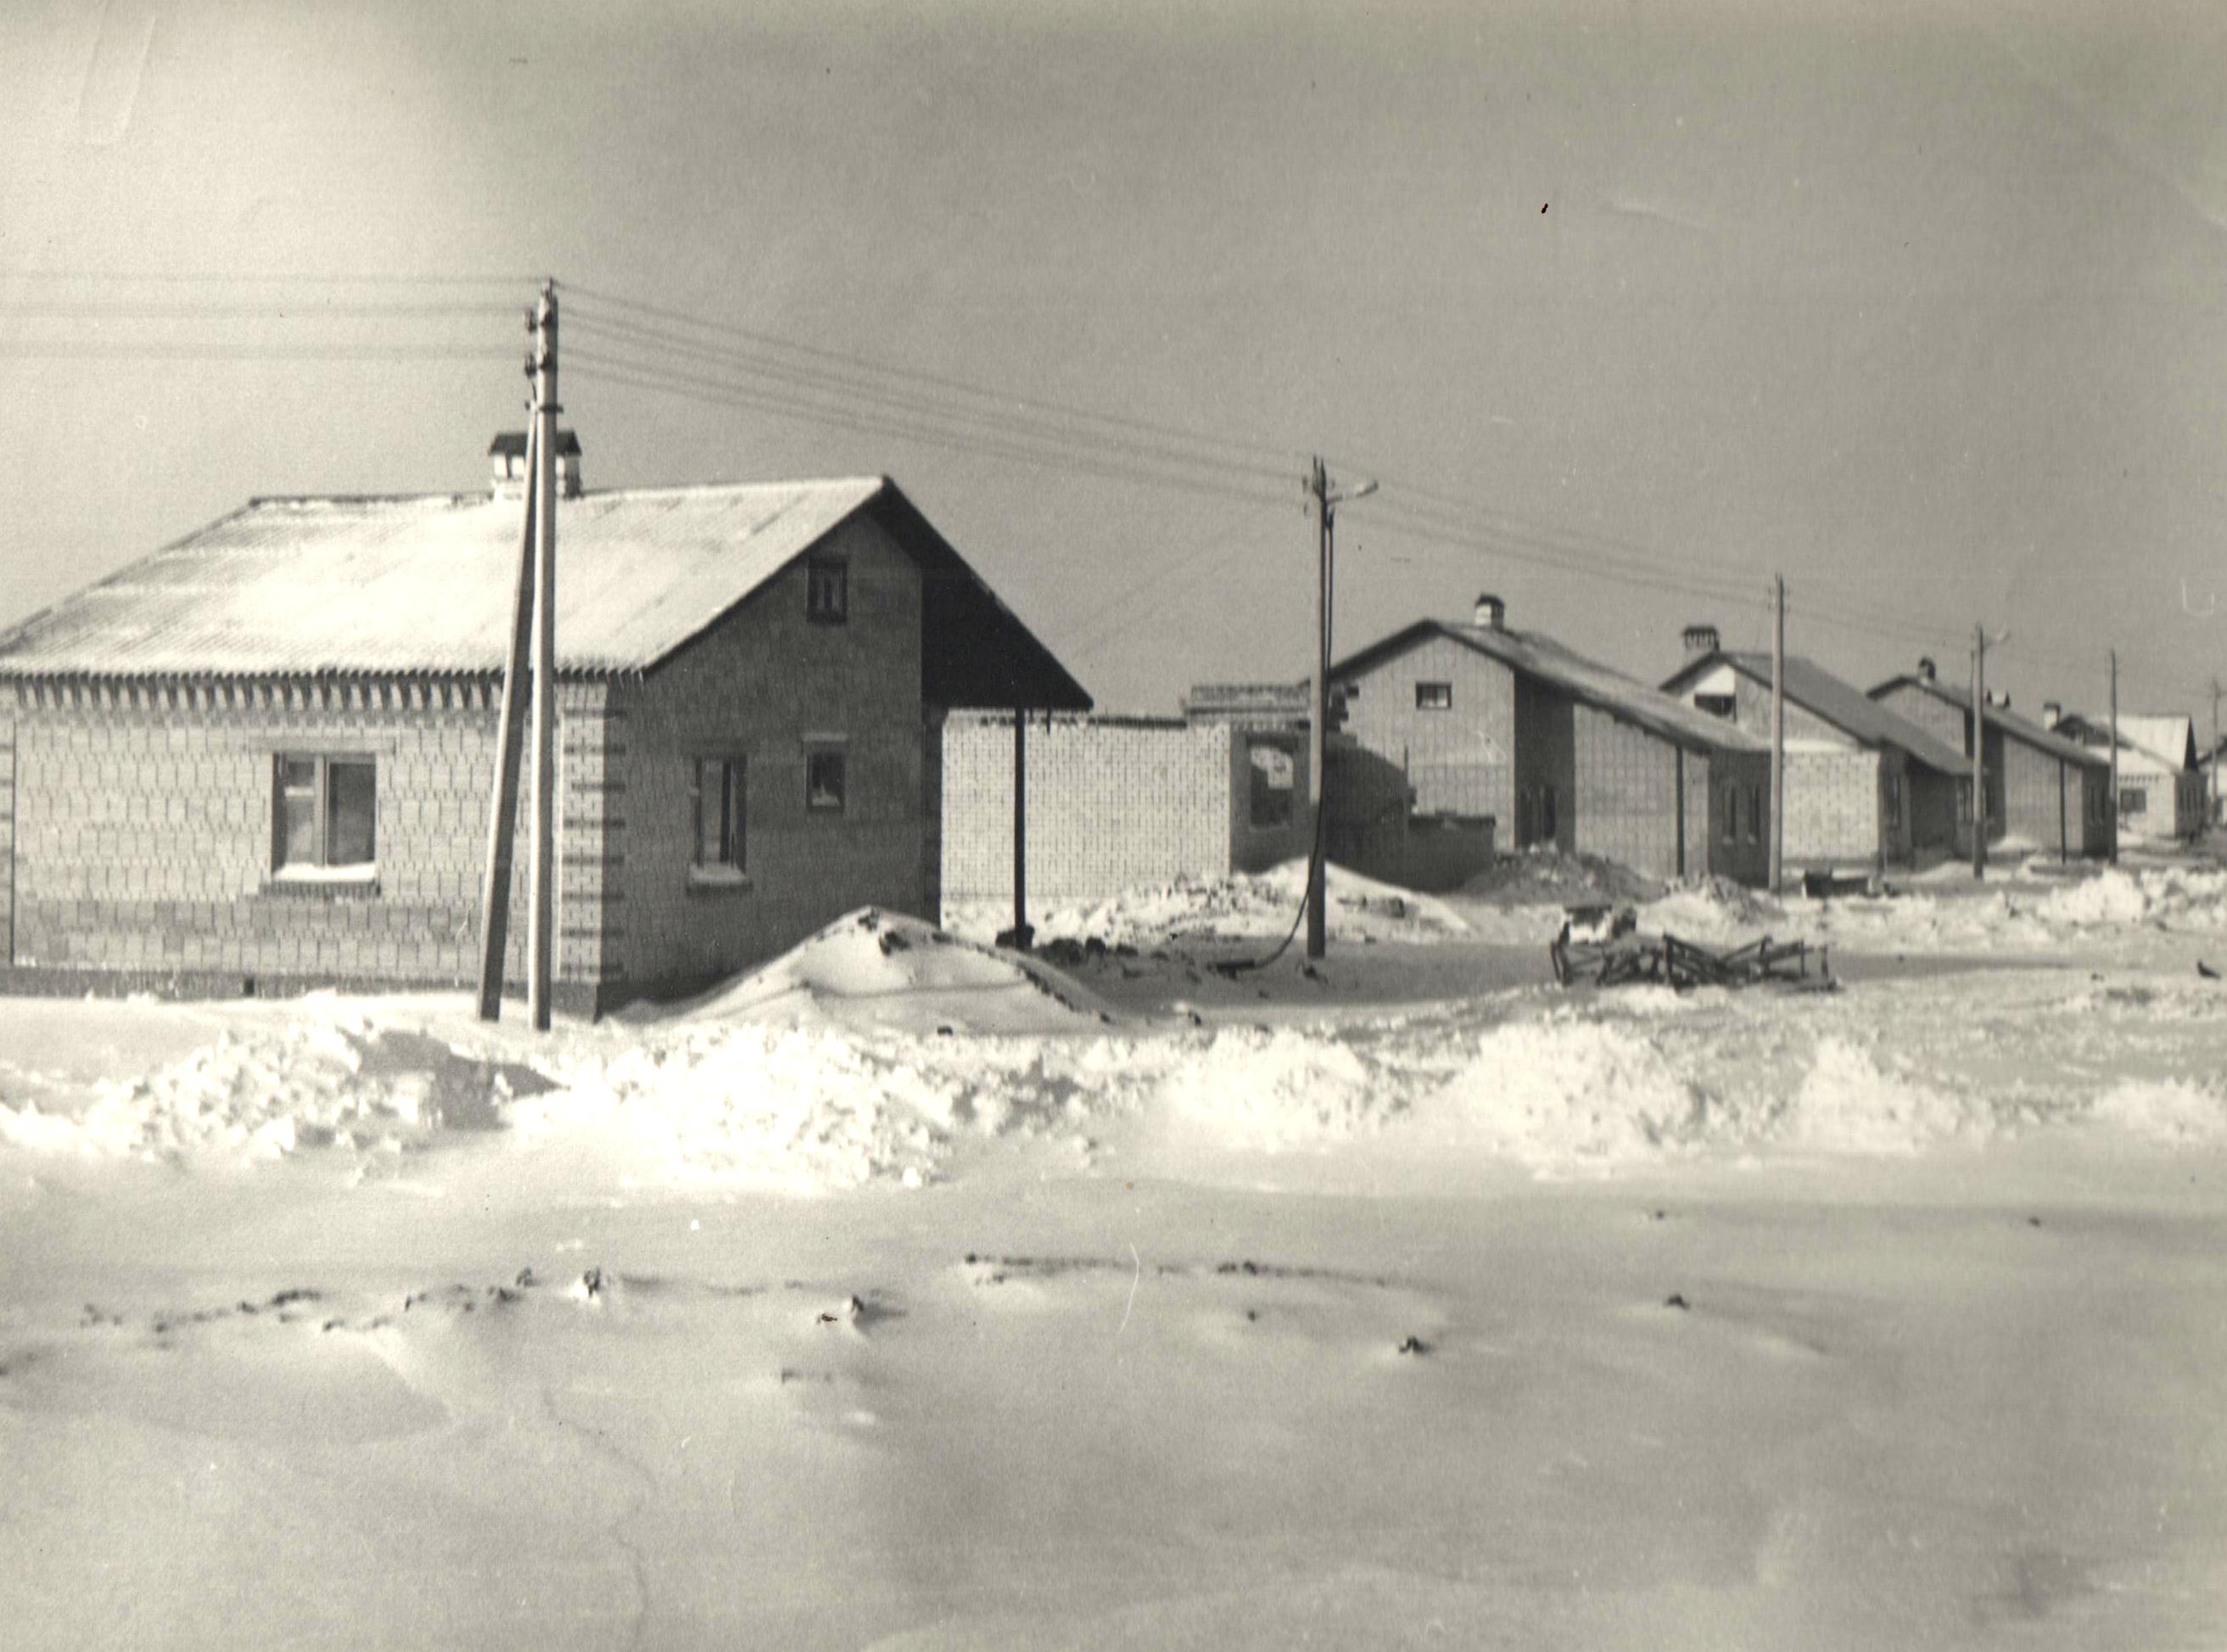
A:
1770,574,1785,893
1971,626,1987,879
2108,647,2120,866
1307,456,1331,961
475,413,539,1022
1303,456,1374,962
2206,674,2222,829
1967,624,2009,879
528,280,560,1030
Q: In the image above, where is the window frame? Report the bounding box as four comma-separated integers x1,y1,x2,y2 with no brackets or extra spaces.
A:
806,556,849,625
690,754,748,882
1414,680,1452,711
270,752,378,882
805,745,848,815
1245,736,1296,830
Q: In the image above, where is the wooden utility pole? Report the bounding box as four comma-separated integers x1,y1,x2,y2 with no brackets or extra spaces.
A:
1971,625,1988,879
1307,456,1330,961
1770,574,1785,893
2108,647,2120,865
475,415,539,1021
2206,675,2222,828
528,281,560,1030
1011,708,1028,946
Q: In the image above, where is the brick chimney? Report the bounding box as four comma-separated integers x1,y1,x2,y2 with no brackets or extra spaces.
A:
2042,701,2062,729
1473,593,1506,631
1681,622,1720,657
1917,656,1936,682
489,429,584,500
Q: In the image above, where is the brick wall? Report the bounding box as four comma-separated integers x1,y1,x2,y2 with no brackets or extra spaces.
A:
1570,702,1674,874
4,675,613,994
613,512,933,988
1339,635,1515,824
1778,746,1883,867
941,713,1239,902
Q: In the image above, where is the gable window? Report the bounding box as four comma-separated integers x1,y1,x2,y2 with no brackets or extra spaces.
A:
1246,737,1295,829
807,557,848,624
1695,692,1737,720
806,747,848,813
272,753,376,876
692,756,746,876
1415,681,1452,710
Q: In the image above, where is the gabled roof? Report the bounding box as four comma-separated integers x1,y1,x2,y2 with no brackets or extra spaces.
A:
0,476,1091,710
1332,620,1767,755
1867,673,2107,770
488,429,581,459
2053,713,2199,772
1664,651,1971,775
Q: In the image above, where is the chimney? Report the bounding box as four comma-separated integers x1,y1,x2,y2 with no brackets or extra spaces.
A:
1917,656,1936,682
489,429,584,500
1473,593,1506,631
1681,622,1720,657
2042,701,2062,729
1987,689,2010,709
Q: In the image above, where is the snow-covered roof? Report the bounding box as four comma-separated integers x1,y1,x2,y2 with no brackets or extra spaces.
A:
0,477,1091,709
1333,621,1768,754
1666,652,1970,775
2055,712,2200,773
1867,673,2107,770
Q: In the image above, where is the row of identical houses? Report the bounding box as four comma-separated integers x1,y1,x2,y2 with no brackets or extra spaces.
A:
0,431,2212,1010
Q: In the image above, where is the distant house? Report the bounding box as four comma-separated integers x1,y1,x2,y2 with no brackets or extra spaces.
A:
939,712,1311,906
0,439,1088,1011
1868,660,2113,860
1179,680,1309,731
1662,628,1969,874
2049,711,2205,844
1325,596,1771,888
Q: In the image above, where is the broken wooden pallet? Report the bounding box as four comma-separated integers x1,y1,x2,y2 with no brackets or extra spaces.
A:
1552,927,1833,992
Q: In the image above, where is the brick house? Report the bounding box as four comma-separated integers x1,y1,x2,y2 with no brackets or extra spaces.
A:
939,712,1311,904
1868,661,2113,860
2050,711,2205,845
1662,630,1969,874
0,452,1088,1012
1327,597,1771,888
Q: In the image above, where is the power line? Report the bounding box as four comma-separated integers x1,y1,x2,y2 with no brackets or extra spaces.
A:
560,281,1305,469
564,304,1295,486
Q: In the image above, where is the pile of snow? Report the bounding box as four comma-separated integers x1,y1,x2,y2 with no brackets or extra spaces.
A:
0,1014,547,1163
650,908,1116,1034
1421,1015,1708,1170
2088,1077,2227,1145
2034,866,2227,931
943,860,1469,950
1773,1036,1983,1154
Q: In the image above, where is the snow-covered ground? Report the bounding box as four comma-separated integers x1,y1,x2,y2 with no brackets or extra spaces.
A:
3,876,2225,1647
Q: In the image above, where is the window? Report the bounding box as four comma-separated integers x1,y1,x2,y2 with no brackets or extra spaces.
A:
1246,737,1295,829
2120,787,2146,817
692,757,746,874
1415,681,1452,710
272,753,376,876
1695,692,1737,720
806,557,848,624
807,748,847,813
1541,785,1558,841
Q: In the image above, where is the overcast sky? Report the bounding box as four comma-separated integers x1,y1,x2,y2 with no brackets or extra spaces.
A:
3,0,2223,720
